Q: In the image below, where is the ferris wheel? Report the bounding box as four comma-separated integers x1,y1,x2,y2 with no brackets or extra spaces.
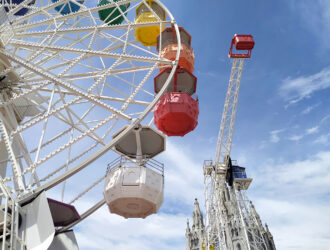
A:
0,0,188,249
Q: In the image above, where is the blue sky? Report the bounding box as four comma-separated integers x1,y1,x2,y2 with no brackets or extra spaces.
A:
74,1,330,249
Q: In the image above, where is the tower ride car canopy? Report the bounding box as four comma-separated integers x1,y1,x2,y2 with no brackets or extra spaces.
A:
229,34,255,58
157,27,195,72
154,67,197,95
2,0,35,16
154,92,199,136
135,0,165,46
98,0,130,25
51,0,84,15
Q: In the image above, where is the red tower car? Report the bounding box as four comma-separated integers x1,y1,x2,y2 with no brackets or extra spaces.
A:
229,34,255,58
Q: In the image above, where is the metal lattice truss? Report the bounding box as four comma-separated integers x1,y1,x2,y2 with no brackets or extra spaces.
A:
203,57,274,250
233,188,269,250
204,58,244,249
0,0,180,224
214,58,243,168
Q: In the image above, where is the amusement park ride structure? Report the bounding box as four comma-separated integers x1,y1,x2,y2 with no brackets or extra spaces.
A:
186,35,276,250
0,0,200,249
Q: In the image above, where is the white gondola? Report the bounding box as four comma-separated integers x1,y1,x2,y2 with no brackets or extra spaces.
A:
104,156,164,219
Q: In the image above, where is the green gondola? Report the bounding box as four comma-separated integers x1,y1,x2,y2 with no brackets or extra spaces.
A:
98,0,130,25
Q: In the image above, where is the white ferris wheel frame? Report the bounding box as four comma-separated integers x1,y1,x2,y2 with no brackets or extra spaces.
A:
0,0,181,230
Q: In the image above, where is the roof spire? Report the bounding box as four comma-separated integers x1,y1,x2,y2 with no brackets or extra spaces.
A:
192,198,204,229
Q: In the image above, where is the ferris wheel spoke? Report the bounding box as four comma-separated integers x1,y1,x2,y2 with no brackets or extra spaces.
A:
0,116,26,192
26,114,115,174
49,65,156,80
11,96,82,136
110,72,155,98
69,174,106,205
14,21,69,64
17,86,150,105
7,0,68,25
13,97,109,147
62,106,106,145
9,40,171,64
58,198,106,233
2,51,133,120
98,29,159,58
35,142,99,186
41,110,105,146
17,31,97,77
13,20,172,40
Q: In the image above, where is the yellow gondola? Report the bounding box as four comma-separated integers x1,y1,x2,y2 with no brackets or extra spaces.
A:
135,0,166,46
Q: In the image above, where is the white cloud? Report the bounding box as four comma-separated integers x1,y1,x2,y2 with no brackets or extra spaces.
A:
269,129,285,143
255,199,330,249
251,151,330,249
294,0,330,50
288,134,303,141
279,67,330,104
254,151,330,199
287,126,319,142
321,114,330,124
305,125,319,135
70,145,330,250
76,206,188,250
301,103,320,115
314,133,330,144
159,141,204,205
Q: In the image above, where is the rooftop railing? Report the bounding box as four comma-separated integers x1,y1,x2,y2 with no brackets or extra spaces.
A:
107,156,164,176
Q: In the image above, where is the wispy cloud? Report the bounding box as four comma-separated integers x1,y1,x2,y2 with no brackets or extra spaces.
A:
288,134,303,141
76,206,187,250
294,0,330,50
321,114,330,124
305,126,319,135
197,70,220,79
279,67,330,105
301,103,320,115
255,199,330,249
314,133,330,144
252,151,330,249
269,129,285,143
288,126,318,142
269,125,320,143
256,151,330,193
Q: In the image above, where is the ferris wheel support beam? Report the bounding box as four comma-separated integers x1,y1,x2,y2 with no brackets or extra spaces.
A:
0,114,26,192
26,114,115,173
22,65,160,81
8,41,172,65
58,198,106,233
0,51,133,121
13,22,173,38
14,87,150,106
